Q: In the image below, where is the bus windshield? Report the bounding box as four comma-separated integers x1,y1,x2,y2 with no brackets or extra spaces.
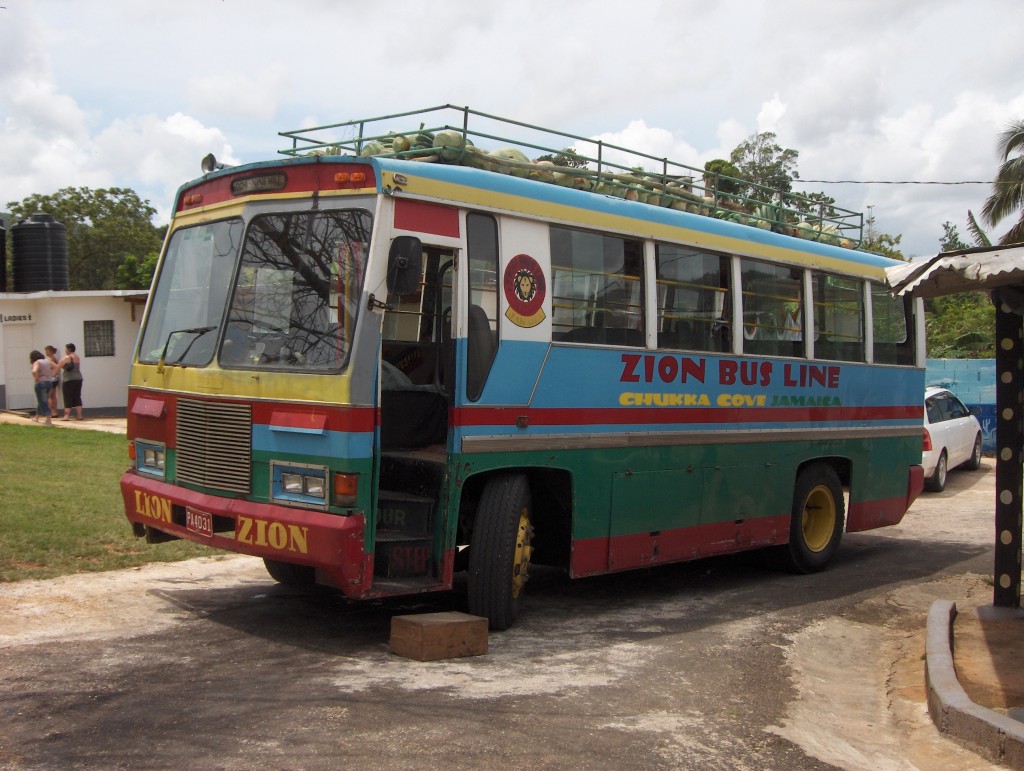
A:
220,209,371,371
138,219,242,366
138,209,372,371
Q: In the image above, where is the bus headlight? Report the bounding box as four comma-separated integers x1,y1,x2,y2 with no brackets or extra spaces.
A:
271,462,328,509
135,440,166,479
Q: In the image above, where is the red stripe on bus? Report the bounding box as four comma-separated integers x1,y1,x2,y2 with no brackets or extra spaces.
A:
127,392,376,445
573,488,911,575
571,515,790,576
176,163,376,212
453,404,921,427
847,494,910,531
394,198,461,237
251,402,375,433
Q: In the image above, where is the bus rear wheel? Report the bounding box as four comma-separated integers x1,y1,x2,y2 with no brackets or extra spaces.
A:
263,558,316,587
467,473,534,631
778,464,844,574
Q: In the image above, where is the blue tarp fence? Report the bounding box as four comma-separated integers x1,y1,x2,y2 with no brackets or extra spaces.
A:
925,358,997,454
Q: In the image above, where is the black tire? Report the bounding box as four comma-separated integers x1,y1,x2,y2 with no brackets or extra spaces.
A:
964,434,983,471
925,450,948,492
467,473,533,630
777,464,845,574
263,558,316,587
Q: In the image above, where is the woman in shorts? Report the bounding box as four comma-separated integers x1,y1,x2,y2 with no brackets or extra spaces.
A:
57,343,84,421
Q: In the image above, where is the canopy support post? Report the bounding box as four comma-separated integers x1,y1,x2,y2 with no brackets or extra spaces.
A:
993,287,1023,608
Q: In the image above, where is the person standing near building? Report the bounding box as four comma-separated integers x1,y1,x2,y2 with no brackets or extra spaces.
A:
56,343,84,421
44,345,61,417
29,350,54,425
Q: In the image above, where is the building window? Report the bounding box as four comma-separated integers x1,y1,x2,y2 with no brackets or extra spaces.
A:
84,320,115,357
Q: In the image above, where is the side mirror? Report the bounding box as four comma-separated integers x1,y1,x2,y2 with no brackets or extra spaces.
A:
387,236,423,296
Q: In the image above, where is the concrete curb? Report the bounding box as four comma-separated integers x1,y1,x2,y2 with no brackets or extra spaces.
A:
926,599,1024,768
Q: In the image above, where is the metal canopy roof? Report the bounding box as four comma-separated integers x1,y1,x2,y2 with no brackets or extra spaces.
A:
886,244,1024,298
884,241,1024,612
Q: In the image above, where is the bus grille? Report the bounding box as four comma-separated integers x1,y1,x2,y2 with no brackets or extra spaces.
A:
175,399,252,494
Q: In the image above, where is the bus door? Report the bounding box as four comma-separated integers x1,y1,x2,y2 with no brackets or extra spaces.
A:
373,245,454,589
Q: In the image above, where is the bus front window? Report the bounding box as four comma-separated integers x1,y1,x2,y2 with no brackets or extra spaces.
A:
138,219,242,366
220,209,372,371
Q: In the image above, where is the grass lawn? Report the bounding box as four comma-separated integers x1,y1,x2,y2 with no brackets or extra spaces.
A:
0,423,213,582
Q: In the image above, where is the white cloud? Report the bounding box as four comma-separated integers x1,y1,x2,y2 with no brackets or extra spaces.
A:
756,98,786,134
1,0,1022,254
586,120,703,174
187,64,290,121
90,113,237,221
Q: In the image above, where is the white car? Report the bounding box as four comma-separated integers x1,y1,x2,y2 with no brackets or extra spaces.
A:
923,386,983,492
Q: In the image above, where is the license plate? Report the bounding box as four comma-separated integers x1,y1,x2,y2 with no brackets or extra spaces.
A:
185,507,214,538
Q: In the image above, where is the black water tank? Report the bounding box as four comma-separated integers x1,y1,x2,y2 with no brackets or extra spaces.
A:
11,213,69,292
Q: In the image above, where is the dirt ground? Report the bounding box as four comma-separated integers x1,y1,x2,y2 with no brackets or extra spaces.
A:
0,457,1006,769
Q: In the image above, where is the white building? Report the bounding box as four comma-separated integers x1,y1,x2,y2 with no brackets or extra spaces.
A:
0,289,147,414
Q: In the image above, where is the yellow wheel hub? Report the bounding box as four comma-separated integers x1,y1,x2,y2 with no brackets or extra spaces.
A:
511,506,533,599
802,485,836,553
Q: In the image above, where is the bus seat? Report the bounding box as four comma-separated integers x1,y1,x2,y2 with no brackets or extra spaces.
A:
466,304,496,399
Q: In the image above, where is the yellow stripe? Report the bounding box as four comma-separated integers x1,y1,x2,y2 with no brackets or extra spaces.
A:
381,169,886,280
128,363,353,403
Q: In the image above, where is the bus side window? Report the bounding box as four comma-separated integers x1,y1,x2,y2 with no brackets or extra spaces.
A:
466,212,499,401
550,226,644,347
871,284,914,365
655,244,730,353
812,273,865,362
740,260,803,358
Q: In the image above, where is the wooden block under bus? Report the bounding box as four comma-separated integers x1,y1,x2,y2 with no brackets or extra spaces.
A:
389,611,488,661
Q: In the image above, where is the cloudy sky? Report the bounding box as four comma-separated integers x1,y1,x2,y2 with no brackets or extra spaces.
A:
1,0,1022,257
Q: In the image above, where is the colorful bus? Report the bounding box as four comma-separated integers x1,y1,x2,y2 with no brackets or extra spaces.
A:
121,106,925,629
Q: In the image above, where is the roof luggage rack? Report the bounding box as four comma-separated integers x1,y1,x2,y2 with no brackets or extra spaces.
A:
279,104,863,247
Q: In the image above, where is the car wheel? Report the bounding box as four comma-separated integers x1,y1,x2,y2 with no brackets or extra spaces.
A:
964,434,983,471
925,450,948,492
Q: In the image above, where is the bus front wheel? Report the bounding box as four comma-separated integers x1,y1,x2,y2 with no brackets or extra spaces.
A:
263,558,316,587
467,473,534,630
778,464,845,574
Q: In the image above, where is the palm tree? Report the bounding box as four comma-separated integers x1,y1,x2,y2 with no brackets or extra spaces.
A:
982,119,1024,245
966,210,992,247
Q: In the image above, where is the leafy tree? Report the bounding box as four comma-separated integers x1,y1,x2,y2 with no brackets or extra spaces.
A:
861,210,905,260
930,222,994,358
6,187,163,290
862,231,905,261
942,215,992,252
114,251,160,290
702,159,743,197
789,190,839,220
534,147,589,169
981,119,1024,245
940,221,969,252
925,292,995,358
729,132,799,204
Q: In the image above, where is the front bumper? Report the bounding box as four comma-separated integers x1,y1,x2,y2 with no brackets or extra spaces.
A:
121,471,373,597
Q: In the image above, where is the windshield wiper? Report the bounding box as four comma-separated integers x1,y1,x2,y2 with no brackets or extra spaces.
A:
157,326,218,372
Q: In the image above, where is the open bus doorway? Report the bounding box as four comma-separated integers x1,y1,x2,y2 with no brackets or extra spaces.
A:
373,246,454,589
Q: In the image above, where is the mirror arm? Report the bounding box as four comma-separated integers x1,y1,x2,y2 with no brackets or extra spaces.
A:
367,293,390,312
